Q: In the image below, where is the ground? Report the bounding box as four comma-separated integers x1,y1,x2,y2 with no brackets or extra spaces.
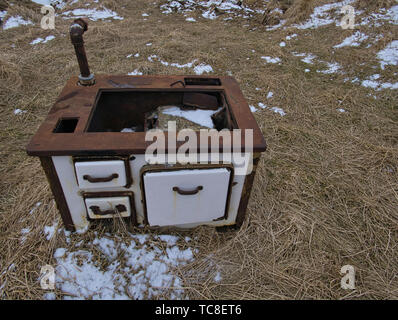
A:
0,0,397,299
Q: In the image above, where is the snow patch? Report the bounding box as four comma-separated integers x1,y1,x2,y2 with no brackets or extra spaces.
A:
127,69,143,75
62,8,123,21
270,107,286,116
161,106,220,128
361,74,398,91
377,41,398,70
44,222,58,240
3,16,33,30
249,105,257,113
360,5,398,27
193,63,213,75
317,62,342,74
30,35,55,45
214,272,222,282
51,234,194,300
14,109,26,115
295,0,356,30
333,31,368,48
261,56,281,64
147,55,213,75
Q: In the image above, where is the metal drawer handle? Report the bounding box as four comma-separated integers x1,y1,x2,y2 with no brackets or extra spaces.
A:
89,204,127,216
172,186,203,195
83,173,118,183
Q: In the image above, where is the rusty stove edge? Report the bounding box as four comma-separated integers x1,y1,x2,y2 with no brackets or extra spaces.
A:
26,75,267,156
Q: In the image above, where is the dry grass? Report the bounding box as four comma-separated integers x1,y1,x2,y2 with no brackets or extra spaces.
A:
355,0,397,12
262,0,316,25
0,0,397,299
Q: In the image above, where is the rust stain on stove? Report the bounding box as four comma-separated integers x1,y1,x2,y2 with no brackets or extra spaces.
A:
56,91,79,103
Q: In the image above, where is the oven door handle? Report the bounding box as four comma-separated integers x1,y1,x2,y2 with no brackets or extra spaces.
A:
172,186,203,195
89,204,127,216
83,173,118,183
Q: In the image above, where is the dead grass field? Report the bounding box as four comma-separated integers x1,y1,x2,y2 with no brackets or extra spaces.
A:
0,0,397,299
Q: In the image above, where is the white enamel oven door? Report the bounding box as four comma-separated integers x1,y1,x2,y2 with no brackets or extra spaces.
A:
142,167,233,227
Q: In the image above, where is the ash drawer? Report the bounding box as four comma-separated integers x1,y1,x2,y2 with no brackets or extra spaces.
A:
75,160,127,189
84,196,132,219
142,167,232,227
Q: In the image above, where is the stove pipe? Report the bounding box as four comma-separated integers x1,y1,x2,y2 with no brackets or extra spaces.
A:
70,19,95,86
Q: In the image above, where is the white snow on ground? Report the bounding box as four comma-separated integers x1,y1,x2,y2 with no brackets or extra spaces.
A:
30,0,66,7
127,53,139,58
286,34,297,40
334,31,369,48
261,56,281,64
0,11,6,19
52,234,194,300
14,109,26,115
157,235,179,246
3,16,33,30
377,41,398,70
31,0,57,5
62,8,123,21
337,108,346,112
186,17,196,22
160,0,257,20
161,106,221,128
361,74,381,89
249,105,257,113
317,62,342,74
214,272,222,282
127,69,143,75
361,74,398,91
270,107,286,116
292,52,342,75
292,52,317,65
30,35,55,45
279,41,286,47
44,222,58,240
360,5,398,27
294,0,355,30
301,54,317,65
267,92,274,99
258,102,267,109
43,292,56,300
202,9,217,20
266,19,286,31
193,63,213,75
257,102,286,116
147,55,213,75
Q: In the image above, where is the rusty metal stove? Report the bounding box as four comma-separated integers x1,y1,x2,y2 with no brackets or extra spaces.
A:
26,20,266,232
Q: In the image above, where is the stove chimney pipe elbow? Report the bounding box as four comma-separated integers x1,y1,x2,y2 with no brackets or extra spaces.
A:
70,19,95,86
